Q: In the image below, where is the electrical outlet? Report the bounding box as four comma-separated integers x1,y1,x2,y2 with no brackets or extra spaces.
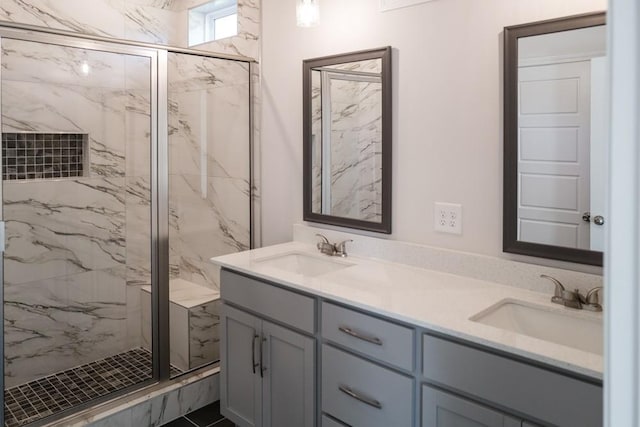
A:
434,202,462,235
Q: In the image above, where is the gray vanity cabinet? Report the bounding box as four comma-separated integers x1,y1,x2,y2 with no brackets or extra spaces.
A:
422,334,602,427
220,304,262,427
261,320,315,427
220,270,316,427
220,268,602,427
422,386,522,427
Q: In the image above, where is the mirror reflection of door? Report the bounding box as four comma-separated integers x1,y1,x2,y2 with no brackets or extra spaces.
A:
517,25,607,252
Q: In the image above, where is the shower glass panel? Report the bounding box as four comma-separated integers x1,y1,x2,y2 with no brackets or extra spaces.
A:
1,37,154,427
166,52,250,377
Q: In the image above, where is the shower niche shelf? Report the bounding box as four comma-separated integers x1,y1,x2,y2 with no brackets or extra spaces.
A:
2,132,88,181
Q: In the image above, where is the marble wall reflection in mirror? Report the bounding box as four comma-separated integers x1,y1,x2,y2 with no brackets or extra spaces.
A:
504,13,606,265
303,47,391,233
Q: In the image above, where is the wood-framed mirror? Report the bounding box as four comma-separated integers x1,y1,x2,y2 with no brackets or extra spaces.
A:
303,46,392,234
503,12,606,266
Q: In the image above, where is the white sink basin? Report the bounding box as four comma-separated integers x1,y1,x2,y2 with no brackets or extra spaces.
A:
471,299,603,355
254,252,354,277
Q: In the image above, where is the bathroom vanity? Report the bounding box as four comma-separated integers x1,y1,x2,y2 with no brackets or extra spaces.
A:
212,242,603,427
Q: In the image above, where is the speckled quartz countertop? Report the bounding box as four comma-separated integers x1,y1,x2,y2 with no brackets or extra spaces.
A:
211,241,603,380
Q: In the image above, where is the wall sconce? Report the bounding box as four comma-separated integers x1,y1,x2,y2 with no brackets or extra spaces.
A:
296,0,319,27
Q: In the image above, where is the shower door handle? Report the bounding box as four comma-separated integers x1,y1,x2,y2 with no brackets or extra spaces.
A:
0,221,4,252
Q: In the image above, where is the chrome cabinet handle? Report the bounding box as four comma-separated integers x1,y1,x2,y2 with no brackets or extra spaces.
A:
251,333,259,374
338,326,383,346
338,385,382,409
260,337,267,378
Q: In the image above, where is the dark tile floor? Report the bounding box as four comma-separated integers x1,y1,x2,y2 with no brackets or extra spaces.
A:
161,401,235,427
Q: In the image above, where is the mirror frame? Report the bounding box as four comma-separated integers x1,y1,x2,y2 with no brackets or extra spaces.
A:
303,46,392,234
503,12,606,266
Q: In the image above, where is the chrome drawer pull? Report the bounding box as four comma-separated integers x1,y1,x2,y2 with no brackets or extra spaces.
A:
338,326,383,346
338,385,382,409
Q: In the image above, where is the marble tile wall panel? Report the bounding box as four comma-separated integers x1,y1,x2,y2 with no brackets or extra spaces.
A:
168,85,250,180
188,299,220,369
168,53,250,92
3,178,126,285
1,39,126,88
4,267,127,387
0,0,126,39
169,175,250,289
0,0,260,59
2,80,127,177
168,51,251,291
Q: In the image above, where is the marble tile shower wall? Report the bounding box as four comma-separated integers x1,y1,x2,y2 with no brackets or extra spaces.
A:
168,52,251,290
1,38,153,387
0,0,260,59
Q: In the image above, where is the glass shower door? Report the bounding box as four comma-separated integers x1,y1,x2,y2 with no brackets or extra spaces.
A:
166,52,251,377
1,35,155,427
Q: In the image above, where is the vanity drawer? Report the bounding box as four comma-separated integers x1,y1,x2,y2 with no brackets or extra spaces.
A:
422,334,602,427
321,301,414,371
322,344,413,427
220,269,315,333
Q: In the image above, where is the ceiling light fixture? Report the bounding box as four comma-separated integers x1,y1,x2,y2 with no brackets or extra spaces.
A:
296,0,319,27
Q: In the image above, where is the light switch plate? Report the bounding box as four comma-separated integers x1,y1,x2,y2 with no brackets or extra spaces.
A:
434,202,462,234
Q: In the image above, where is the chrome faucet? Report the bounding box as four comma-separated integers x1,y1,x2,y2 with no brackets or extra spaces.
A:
315,234,353,257
540,275,603,312
334,239,353,257
315,234,336,255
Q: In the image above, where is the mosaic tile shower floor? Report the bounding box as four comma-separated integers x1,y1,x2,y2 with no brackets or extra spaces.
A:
4,347,182,427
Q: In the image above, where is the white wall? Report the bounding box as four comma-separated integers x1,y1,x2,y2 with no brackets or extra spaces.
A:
260,0,607,269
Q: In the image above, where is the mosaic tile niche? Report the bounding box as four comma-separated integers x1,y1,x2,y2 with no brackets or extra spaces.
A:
2,133,87,181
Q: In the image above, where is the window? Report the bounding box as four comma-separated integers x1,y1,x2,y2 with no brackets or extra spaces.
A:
189,1,238,46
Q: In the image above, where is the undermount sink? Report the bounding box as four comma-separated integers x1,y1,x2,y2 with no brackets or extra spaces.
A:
254,252,355,277
471,299,603,355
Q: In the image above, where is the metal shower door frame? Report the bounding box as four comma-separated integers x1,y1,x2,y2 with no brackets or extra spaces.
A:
0,28,167,426
0,21,256,426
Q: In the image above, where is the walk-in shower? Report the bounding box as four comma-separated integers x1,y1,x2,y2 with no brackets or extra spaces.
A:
0,24,253,427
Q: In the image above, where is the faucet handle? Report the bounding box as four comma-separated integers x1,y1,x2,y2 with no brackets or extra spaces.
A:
334,239,353,257
540,274,565,304
586,286,602,304
315,233,336,255
315,233,330,244
584,286,603,311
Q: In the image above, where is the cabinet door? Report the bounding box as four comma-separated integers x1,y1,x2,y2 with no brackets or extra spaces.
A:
422,385,516,427
221,304,263,427
262,320,315,427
